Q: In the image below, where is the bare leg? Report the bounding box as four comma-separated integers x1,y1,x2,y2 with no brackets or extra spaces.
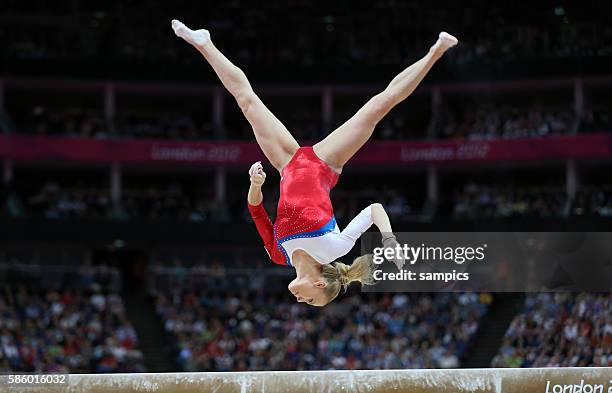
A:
314,33,458,172
172,20,299,171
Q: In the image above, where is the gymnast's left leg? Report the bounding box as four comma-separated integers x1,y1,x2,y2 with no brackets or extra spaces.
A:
314,32,458,172
171,19,299,172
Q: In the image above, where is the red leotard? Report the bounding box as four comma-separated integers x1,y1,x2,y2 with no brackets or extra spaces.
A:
248,146,339,265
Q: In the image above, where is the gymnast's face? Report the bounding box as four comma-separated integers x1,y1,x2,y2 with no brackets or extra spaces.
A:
288,276,327,307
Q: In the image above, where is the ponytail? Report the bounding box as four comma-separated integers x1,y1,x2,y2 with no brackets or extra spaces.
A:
321,254,377,303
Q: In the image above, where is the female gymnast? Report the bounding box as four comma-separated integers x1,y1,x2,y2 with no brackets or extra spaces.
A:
171,19,457,306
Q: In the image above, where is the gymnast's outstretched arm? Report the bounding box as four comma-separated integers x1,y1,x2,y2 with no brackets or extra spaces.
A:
246,162,286,265
171,20,299,171
333,203,404,270
338,203,393,242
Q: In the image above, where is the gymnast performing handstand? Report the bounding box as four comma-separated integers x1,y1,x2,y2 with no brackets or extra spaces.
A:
172,19,457,306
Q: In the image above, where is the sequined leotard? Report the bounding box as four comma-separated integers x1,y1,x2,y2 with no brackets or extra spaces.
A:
248,146,374,266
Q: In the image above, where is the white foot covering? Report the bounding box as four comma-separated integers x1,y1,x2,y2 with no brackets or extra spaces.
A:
436,32,458,52
171,19,210,47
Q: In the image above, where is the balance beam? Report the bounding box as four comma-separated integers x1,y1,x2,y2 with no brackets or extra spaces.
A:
2,368,610,393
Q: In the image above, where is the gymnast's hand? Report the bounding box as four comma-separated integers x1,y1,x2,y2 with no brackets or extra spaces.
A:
249,161,266,187
381,233,406,271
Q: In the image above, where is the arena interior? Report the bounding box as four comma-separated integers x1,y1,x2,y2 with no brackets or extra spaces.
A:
0,1,611,392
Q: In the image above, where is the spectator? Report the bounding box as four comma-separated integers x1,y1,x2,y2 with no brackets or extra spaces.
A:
0,287,145,373
152,272,490,371
492,293,612,367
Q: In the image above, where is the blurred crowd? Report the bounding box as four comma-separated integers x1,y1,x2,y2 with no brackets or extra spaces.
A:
451,183,612,219
152,282,491,370
439,105,576,140
492,293,611,367
581,107,612,133
4,179,612,222
3,181,230,223
0,287,144,373
0,261,121,293
1,2,611,143
1,1,611,72
9,106,211,140
4,102,609,141
0,255,608,373
451,183,567,219
570,188,612,217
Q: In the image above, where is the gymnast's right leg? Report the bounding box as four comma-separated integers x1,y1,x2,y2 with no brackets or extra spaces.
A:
171,19,299,172
314,33,458,172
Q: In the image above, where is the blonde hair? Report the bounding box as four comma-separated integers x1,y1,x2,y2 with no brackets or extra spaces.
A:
320,254,377,304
